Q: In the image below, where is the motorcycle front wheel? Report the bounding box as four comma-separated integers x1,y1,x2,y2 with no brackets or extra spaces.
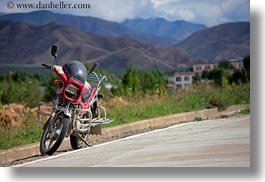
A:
40,113,69,155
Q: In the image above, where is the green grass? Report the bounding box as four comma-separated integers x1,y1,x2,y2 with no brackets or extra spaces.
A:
238,107,250,114
104,84,250,127
0,123,42,150
0,84,250,150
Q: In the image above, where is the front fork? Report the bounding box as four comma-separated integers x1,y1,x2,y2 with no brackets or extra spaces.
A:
37,97,71,129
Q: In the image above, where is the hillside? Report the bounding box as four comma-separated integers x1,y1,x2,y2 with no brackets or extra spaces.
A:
0,11,177,46
0,20,192,73
175,22,250,62
122,17,206,41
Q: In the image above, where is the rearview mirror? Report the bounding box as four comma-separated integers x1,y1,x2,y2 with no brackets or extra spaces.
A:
51,45,57,58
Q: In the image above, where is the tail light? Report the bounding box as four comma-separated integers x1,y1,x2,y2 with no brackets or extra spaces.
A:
65,84,80,99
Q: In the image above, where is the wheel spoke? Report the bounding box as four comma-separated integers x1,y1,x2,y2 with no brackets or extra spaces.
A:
47,138,55,149
40,113,69,155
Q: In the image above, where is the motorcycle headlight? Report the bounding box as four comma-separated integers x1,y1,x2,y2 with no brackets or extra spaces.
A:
65,84,80,99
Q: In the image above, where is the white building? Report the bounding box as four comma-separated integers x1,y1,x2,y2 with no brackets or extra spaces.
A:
193,59,244,74
193,63,217,74
169,72,195,89
228,59,244,70
169,59,244,90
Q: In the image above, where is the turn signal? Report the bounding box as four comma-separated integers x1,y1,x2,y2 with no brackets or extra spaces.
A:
54,80,63,88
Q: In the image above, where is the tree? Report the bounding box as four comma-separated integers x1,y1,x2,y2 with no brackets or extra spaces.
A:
0,71,43,107
43,73,58,101
0,78,43,108
0,89,2,109
141,70,157,93
243,55,250,71
218,60,235,70
211,68,224,86
202,68,224,86
230,69,247,84
201,70,210,80
122,66,141,95
243,55,250,81
192,73,201,83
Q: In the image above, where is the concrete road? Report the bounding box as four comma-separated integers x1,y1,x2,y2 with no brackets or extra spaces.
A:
19,116,250,167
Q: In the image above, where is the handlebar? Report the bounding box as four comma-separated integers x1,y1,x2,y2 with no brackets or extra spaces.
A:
88,63,99,74
41,64,53,70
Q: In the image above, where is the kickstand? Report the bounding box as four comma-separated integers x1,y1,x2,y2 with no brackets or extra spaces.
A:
76,134,93,147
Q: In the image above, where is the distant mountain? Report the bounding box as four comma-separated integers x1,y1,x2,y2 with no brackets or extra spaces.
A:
0,11,177,46
0,20,193,73
174,22,250,62
122,17,206,41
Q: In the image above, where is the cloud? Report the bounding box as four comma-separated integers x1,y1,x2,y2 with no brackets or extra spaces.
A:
87,0,156,22
149,0,250,26
0,0,250,26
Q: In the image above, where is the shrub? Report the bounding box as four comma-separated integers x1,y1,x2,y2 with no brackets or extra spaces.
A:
209,96,228,111
0,90,2,109
0,71,43,108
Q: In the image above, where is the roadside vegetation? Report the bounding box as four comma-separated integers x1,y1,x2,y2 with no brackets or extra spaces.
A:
0,55,250,149
105,83,249,127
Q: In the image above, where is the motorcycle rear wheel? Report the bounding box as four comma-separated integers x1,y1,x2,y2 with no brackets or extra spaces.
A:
70,134,89,150
70,103,98,150
40,113,69,155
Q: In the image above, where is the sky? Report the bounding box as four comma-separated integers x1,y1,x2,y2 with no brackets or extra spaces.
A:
0,0,250,26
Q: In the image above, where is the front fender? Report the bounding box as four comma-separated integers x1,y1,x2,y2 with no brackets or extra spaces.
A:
43,108,71,130
59,108,71,118
43,117,51,130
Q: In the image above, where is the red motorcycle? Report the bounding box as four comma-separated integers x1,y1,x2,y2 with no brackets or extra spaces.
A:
37,45,112,155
